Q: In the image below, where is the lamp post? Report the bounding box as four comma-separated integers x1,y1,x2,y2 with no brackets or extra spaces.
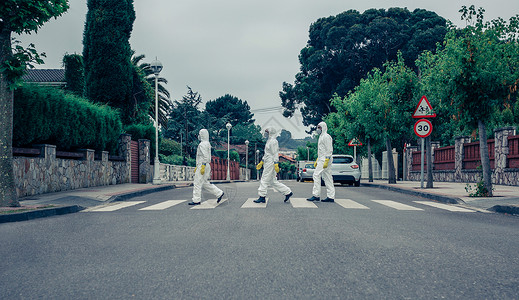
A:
307,146,309,161
256,149,260,180
245,140,249,181
226,123,232,180
150,58,163,185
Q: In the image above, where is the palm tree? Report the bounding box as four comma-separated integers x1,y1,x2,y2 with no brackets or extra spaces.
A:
131,53,172,128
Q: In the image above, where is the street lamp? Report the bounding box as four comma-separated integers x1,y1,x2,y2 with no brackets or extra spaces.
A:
307,146,309,161
150,58,163,185
256,149,260,180
226,122,232,180
245,140,249,181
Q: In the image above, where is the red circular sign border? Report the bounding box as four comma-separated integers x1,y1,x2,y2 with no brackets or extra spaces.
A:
414,119,433,138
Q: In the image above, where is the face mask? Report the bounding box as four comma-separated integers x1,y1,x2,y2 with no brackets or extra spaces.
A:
316,128,322,135
263,131,269,139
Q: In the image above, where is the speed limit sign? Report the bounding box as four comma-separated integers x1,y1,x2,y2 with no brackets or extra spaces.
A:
414,119,432,138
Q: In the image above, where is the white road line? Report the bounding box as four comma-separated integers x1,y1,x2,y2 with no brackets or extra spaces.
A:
335,199,370,209
139,200,186,210
372,200,423,211
89,201,146,212
190,199,227,210
290,198,318,208
241,198,268,208
414,201,475,212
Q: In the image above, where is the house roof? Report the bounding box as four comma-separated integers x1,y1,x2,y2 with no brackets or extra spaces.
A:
22,69,65,85
279,154,296,163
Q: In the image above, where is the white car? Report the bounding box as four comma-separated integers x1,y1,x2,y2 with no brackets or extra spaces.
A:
328,154,361,186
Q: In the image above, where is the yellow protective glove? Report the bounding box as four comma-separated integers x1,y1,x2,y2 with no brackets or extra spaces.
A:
274,163,280,173
314,160,317,168
200,164,206,175
323,158,330,168
194,167,197,173
256,161,264,170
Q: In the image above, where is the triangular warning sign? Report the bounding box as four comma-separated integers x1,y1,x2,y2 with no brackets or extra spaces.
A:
348,137,362,146
412,96,436,118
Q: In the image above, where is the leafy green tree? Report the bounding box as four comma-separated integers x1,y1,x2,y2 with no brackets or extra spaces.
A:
63,53,85,97
0,0,69,207
281,8,447,127
83,0,135,124
418,6,519,195
205,94,255,126
297,142,317,161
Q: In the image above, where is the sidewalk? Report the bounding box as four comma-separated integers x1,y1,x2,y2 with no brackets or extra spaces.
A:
1,180,518,223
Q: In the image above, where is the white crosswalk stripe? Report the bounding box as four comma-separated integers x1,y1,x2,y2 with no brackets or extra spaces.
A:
89,201,145,212
139,200,186,210
335,199,370,209
242,198,268,208
290,198,318,208
190,199,227,210
372,200,424,211
414,201,475,212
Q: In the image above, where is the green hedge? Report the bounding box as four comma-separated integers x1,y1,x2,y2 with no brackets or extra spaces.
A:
14,85,122,153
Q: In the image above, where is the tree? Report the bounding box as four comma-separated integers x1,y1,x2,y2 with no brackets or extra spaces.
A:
0,0,69,207
83,0,135,124
205,94,255,126
418,6,519,196
63,53,85,97
164,86,204,158
281,8,447,127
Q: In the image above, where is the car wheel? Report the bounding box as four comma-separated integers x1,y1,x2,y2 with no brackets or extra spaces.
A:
354,179,360,187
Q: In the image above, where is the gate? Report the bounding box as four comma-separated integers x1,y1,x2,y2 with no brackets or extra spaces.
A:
130,140,139,183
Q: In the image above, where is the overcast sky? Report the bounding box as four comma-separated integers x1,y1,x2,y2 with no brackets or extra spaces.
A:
17,0,519,138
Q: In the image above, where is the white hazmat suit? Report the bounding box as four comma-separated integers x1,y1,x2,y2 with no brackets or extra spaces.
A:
190,129,224,205
310,121,335,200
256,127,292,202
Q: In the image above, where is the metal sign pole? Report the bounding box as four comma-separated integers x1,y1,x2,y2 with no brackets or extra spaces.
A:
420,137,425,189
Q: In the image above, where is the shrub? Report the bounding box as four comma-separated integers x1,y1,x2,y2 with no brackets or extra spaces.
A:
14,85,122,153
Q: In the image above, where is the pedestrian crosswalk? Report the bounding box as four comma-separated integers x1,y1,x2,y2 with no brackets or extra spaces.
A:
84,198,477,213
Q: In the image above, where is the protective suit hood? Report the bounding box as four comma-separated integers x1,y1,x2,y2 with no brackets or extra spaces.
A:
266,126,278,140
318,121,328,135
198,129,209,142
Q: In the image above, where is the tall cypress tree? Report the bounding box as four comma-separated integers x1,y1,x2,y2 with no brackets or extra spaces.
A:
83,0,135,124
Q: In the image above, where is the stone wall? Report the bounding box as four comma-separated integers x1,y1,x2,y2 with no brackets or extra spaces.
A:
405,126,519,186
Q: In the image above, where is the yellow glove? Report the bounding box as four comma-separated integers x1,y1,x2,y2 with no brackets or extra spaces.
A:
274,163,280,173
194,167,197,173
314,160,317,168
256,161,264,170
200,164,206,175
323,158,330,168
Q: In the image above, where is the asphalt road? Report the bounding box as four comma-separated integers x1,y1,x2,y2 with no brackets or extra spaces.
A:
1,181,518,299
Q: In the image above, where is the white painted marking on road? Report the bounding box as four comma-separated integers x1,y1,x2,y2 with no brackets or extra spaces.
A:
413,201,475,212
335,199,370,209
89,201,146,212
372,200,423,211
139,200,186,210
241,198,268,208
190,198,227,210
290,198,318,208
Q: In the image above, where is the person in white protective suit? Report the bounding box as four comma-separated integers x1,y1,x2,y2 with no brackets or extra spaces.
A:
188,129,225,205
307,121,335,202
254,127,293,203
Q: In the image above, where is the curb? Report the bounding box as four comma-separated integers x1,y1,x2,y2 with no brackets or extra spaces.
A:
0,205,84,224
362,182,463,204
488,205,519,215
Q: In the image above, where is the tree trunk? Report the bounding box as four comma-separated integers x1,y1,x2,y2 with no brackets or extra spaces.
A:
367,138,373,182
426,135,434,188
386,138,397,184
478,120,493,196
0,29,19,207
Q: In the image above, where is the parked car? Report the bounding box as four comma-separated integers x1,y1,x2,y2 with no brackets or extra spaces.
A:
326,154,361,186
299,163,315,182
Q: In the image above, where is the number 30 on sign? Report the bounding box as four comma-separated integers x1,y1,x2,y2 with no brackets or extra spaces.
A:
414,119,432,138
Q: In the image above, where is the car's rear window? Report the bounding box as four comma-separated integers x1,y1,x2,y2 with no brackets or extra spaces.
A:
333,157,354,164
305,164,314,168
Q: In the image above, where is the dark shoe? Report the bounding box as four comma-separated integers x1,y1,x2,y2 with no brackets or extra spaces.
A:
254,196,266,203
307,196,320,202
217,192,225,204
188,201,201,205
284,192,293,203
322,197,335,202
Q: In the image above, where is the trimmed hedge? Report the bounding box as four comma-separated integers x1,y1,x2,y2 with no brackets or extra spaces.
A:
14,85,122,153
